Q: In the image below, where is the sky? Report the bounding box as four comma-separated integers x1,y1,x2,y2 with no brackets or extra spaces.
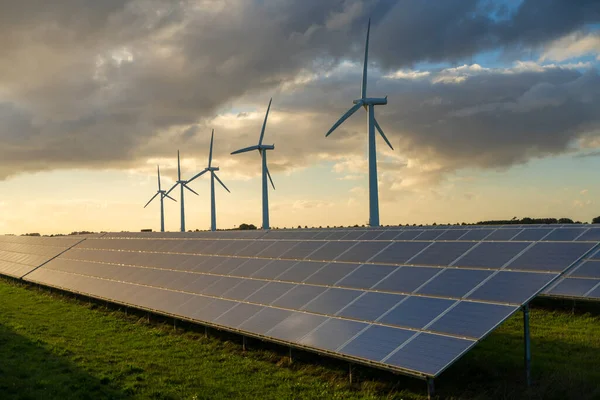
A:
1,0,600,235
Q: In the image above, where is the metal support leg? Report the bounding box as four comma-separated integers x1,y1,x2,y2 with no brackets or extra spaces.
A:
523,304,531,387
205,326,208,339
349,363,353,384
427,378,435,399
173,318,176,331
147,312,150,324
243,336,247,352
289,347,293,364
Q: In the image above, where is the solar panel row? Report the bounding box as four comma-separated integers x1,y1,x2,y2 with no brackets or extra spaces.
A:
543,247,600,300
103,226,600,242
0,236,83,278
19,233,597,378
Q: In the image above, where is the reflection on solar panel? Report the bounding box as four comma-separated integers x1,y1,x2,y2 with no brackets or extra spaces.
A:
0,235,84,278
11,225,597,385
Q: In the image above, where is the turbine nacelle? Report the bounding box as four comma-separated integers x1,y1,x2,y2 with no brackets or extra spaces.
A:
354,97,388,106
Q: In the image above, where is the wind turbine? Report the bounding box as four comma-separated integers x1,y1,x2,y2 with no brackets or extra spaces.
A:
231,98,276,230
144,166,177,232
187,129,230,231
165,151,200,232
325,18,393,227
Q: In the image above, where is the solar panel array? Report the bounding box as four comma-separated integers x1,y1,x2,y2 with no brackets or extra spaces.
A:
543,246,600,300
0,235,84,278
20,227,598,378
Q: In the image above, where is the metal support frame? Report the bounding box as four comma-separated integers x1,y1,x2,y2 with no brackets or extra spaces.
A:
427,378,435,399
289,347,293,364
205,326,208,339
243,336,247,352
523,304,531,387
349,363,353,384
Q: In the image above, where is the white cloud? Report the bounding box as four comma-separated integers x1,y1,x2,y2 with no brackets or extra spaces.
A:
385,69,431,80
541,31,600,62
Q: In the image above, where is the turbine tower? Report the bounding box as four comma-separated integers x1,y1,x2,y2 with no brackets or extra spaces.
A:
187,129,230,231
231,98,276,229
325,19,393,227
165,151,200,232
144,165,177,232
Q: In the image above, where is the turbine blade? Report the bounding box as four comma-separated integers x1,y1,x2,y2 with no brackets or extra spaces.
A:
213,172,230,193
231,144,260,155
157,165,161,191
208,129,214,168
144,192,159,208
164,193,177,202
362,18,371,99
184,183,199,196
258,98,272,146
187,168,208,184
266,166,275,190
374,117,394,150
325,102,363,137
165,182,178,197
177,150,181,180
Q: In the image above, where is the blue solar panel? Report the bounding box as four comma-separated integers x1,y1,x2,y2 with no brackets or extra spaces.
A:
271,285,327,309
546,278,599,297
276,261,327,282
245,281,295,305
410,242,477,266
586,284,600,299
338,325,414,362
378,296,454,329
454,242,529,269
336,264,397,289
459,229,494,241
384,333,473,377
267,312,328,342
373,266,441,293
417,269,493,298
370,242,431,265
302,288,363,315
279,241,325,260
238,307,293,335
214,303,264,327
507,242,595,272
542,228,586,242
467,271,557,304
575,228,600,242
303,263,358,285
251,260,296,279
300,318,367,351
336,292,406,321
569,260,600,278
484,229,521,241
222,279,267,301
428,301,516,338
511,229,552,242
335,241,391,263
308,241,358,261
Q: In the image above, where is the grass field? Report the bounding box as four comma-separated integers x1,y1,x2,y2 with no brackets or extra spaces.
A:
0,278,599,400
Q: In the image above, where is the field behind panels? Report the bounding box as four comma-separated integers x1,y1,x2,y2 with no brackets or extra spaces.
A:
0,225,599,389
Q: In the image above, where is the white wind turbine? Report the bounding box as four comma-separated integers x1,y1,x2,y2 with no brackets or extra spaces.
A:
165,151,200,232
231,98,276,229
187,129,230,231
325,19,393,227
144,165,177,232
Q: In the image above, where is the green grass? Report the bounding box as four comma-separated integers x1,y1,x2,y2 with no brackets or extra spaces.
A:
0,279,599,400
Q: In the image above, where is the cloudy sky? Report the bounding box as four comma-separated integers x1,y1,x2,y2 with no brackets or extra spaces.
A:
1,0,600,234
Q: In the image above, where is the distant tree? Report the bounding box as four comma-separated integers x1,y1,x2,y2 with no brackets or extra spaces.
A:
22,233,41,236
432,222,437,226
593,216,600,224
558,218,574,224
140,229,153,232
298,225,302,229
238,223,257,230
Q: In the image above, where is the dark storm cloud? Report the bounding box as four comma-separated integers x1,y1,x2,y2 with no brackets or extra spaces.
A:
0,0,599,181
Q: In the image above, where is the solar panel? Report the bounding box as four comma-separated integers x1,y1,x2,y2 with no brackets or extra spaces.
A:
0,236,82,278
13,228,597,381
